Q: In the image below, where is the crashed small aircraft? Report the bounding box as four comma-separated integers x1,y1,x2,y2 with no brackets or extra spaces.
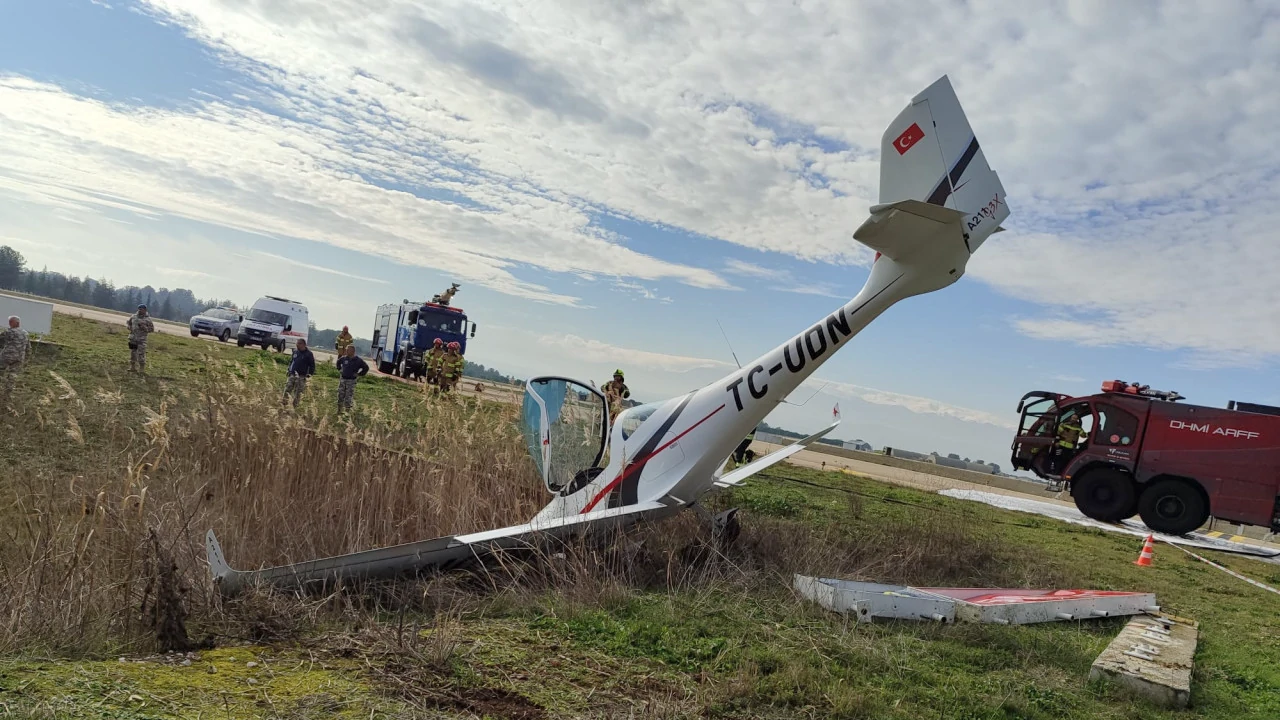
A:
207,75,1012,595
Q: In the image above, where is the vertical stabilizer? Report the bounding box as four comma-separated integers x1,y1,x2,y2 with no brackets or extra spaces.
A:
875,75,1009,253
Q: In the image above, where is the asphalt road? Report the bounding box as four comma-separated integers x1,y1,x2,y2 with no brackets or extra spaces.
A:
44,300,342,362
753,440,1080,508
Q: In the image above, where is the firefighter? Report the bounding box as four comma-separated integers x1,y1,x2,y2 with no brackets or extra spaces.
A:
334,326,353,364
439,341,464,393
424,337,446,388
603,369,630,421
432,283,460,306
1046,410,1087,475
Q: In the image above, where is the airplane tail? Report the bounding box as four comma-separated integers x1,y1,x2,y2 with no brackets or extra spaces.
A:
855,76,1009,265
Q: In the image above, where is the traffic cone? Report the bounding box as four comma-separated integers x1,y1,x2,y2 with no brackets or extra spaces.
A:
1134,534,1155,567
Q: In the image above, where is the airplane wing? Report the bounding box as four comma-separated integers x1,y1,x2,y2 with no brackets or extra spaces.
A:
713,420,840,489
207,499,677,596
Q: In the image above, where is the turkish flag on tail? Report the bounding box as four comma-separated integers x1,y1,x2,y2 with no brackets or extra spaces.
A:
833,403,841,420
893,122,925,155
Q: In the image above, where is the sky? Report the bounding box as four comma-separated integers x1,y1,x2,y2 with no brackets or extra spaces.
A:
1,0,1279,470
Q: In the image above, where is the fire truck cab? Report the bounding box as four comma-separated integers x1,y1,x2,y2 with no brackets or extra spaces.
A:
1011,380,1280,536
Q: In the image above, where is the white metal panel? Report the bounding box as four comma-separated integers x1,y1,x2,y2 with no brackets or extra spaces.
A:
0,293,53,335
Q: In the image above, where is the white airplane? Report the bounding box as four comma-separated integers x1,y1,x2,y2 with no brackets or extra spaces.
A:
207,75,1011,595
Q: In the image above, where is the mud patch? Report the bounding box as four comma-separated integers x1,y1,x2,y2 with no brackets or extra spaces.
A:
438,686,545,720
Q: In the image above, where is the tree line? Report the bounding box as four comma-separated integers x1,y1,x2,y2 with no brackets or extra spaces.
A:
0,245,234,323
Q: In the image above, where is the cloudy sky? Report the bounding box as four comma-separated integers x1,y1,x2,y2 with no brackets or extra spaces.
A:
2,0,1278,469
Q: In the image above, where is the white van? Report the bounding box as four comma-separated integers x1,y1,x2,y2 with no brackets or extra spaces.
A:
236,296,309,352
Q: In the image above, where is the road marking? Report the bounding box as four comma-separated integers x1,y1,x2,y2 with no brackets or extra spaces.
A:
1204,531,1223,538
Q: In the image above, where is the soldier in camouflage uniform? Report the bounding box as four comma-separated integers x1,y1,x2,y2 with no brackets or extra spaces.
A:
126,304,156,374
0,316,30,409
438,342,464,394
335,345,369,413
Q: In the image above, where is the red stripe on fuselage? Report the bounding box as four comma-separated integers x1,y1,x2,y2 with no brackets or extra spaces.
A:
580,404,726,514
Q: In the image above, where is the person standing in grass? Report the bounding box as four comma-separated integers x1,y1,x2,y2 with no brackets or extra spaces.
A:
335,344,369,413
281,338,315,409
438,341,464,394
0,315,30,410
334,325,354,365
126,304,156,374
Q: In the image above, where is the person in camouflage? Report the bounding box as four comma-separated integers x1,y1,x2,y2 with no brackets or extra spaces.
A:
424,338,446,389
0,316,30,409
126,304,156,374
438,342,464,393
335,345,369,413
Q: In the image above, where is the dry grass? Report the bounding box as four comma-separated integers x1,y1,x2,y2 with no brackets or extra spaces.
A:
0,351,546,656
0,318,1043,664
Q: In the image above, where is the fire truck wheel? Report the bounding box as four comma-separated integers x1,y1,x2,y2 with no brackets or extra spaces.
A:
1072,468,1137,523
1138,479,1209,536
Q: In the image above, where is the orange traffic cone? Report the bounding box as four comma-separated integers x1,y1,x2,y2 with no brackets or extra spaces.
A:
1134,534,1155,567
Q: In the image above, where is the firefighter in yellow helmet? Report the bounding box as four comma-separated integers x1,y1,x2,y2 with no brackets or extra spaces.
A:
439,341,465,393
334,325,354,364
603,369,630,421
424,337,446,388
1046,408,1087,475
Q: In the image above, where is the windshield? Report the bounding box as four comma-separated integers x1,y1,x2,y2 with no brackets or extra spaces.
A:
203,309,237,321
1019,397,1059,437
521,378,608,493
618,402,660,441
248,308,289,326
419,312,463,335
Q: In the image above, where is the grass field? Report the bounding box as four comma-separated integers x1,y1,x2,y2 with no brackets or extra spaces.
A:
1,315,1279,719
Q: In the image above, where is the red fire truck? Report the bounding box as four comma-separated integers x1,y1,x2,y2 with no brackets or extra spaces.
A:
1011,380,1280,535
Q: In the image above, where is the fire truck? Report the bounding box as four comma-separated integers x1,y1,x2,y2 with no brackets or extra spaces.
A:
1011,380,1280,536
370,299,477,380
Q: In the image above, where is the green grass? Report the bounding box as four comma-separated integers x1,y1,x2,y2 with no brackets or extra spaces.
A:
2,315,1279,719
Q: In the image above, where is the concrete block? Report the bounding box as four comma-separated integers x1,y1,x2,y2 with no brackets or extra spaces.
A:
1089,613,1198,709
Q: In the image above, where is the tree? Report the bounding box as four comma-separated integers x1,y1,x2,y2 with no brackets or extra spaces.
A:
158,296,174,321
62,276,85,303
91,278,116,309
0,246,25,290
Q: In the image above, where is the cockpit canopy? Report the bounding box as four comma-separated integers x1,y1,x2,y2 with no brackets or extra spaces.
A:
520,377,610,494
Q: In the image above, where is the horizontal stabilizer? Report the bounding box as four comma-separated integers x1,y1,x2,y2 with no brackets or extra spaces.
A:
866,199,968,224
714,420,840,489
853,201,969,263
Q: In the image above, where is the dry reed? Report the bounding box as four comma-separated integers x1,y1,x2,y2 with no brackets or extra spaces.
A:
0,352,1031,658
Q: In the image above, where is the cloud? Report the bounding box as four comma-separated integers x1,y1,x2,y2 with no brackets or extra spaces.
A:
724,259,846,298
0,75,729,309
154,266,213,279
537,333,735,374
812,378,1015,429
613,280,672,303
2,0,1278,365
724,259,784,280
253,251,390,285
529,332,1009,427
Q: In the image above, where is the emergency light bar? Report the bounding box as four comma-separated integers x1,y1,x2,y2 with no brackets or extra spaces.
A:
1101,380,1184,402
